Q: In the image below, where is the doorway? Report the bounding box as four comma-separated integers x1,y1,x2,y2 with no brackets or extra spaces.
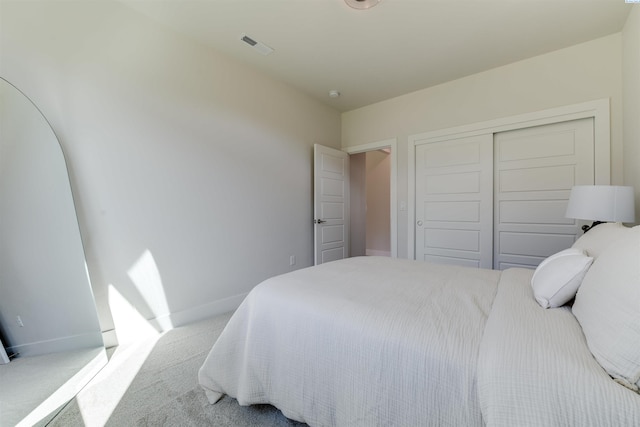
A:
346,139,397,258
350,150,391,256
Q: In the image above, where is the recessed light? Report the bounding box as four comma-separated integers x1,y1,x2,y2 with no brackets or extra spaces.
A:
328,90,341,98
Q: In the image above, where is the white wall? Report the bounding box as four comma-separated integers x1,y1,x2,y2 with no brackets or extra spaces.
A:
1,1,341,343
623,6,640,222
342,34,624,258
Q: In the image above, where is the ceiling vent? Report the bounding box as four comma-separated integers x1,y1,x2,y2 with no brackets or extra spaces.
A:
240,34,274,56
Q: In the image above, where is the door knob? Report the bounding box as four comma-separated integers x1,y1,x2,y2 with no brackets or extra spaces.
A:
417,220,423,226
314,219,327,224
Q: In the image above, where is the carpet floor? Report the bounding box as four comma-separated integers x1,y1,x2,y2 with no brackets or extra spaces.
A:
49,312,307,426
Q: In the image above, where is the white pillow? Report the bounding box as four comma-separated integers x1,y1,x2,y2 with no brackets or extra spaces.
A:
572,227,640,391
571,222,631,259
531,248,593,308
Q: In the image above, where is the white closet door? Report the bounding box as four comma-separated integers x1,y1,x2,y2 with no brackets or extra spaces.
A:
493,118,594,270
415,134,493,268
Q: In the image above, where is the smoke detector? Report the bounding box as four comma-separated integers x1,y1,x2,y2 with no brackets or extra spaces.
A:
345,0,382,10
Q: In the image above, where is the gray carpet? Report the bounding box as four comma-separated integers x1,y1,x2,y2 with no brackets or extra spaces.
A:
49,312,308,426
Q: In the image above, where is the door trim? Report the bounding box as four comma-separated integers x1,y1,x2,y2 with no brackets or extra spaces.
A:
344,138,398,258
408,98,611,260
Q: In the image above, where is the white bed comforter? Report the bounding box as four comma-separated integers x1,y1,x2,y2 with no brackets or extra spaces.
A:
198,256,640,426
198,257,501,426
478,268,640,426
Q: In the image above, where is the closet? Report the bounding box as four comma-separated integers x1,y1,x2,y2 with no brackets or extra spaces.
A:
409,100,609,270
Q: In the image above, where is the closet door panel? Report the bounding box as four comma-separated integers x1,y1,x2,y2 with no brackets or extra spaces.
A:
494,118,594,270
415,134,493,268
499,165,576,192
499,200,574,225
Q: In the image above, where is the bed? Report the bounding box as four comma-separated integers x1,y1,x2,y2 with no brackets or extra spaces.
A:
198,223,640,426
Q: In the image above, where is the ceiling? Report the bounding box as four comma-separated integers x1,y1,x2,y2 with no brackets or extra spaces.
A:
119,0,632,112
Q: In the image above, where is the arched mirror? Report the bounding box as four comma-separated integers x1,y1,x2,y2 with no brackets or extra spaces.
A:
0,78,106,426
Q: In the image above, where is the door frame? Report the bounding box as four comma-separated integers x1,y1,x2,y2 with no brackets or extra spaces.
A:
408,99,611,260
345,138,398,258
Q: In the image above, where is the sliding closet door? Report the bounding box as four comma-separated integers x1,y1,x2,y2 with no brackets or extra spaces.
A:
414,134,493,268
493,118,594,269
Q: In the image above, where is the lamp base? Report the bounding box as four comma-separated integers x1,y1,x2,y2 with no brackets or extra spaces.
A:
581,221,605,233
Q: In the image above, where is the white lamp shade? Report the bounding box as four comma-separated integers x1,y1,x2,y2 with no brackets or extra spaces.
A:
565,185,635,222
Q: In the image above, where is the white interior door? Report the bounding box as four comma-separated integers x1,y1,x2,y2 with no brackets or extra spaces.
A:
314,144,349,265
414,134,493,268
493,118,594,269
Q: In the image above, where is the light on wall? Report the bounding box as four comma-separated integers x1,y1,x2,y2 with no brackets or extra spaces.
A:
565,185,635,233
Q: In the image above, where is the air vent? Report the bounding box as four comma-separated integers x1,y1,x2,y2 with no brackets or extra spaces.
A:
240,34,274,56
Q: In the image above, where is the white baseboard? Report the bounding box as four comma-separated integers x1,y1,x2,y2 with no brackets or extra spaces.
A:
169,292,248,328
101,330,118,349
366,249,391,257
100,293,248,348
